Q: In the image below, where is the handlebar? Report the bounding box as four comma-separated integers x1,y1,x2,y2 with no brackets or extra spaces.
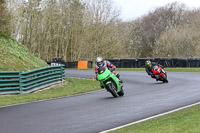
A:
111,68,115,72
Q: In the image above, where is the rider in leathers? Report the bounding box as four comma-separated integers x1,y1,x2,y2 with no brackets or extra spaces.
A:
95,56,122,88
145,60,164,81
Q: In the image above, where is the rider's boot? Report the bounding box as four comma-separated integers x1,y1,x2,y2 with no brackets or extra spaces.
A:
100,83,104,89
116,73,120,78
116,73,123,83
155,75,159,81
119,79,123,83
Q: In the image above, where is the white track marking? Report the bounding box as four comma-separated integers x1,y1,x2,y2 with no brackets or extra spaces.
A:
100,102,200,133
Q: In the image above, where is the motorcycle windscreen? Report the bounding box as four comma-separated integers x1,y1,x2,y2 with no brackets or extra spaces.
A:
97,67,111,81
152,66,158,70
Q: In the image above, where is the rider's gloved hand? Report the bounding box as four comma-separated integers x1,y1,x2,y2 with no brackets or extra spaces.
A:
111,67,115,72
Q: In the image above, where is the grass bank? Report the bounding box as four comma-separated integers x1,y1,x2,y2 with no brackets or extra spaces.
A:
0,78,99,107
0,34,47,71
108,103,200,133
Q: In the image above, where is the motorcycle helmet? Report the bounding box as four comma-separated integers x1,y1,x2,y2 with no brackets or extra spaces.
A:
145,60,152,68
96,56,104,66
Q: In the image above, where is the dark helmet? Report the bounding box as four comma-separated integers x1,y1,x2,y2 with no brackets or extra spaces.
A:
145,60,152,68
96,56,104,66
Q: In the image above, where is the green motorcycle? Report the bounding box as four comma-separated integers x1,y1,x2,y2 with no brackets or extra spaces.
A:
97,66,124,97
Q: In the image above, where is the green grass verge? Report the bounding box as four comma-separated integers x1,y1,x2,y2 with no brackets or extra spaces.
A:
109,103,200,133
0,78,99,107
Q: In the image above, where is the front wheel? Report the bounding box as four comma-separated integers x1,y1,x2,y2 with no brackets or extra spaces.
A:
106,83,118,97
117,86,124,96
161,74,168,83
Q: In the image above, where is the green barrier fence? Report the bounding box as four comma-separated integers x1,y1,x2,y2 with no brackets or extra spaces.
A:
0,65,65,95
0,71,20,95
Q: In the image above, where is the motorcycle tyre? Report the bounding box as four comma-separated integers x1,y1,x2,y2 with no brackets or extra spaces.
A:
161,74,168,83
107,82,118,97
117,86,124,96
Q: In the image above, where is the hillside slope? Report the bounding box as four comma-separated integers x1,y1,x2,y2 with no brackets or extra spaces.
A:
0,34,48,71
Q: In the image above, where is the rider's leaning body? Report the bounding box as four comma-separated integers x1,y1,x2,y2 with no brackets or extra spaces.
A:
145,60,164,79
95,56,117,80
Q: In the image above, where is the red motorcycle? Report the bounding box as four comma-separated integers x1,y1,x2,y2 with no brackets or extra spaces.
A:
151,65,168,83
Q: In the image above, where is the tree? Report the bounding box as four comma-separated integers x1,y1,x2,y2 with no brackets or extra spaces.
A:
4,0,200,62
129,2,189,57
84,0,121,61
0,0,5,27
0,0,10,34
153,9,200,57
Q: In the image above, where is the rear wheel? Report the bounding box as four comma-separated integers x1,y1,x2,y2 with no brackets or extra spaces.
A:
107,83,118,97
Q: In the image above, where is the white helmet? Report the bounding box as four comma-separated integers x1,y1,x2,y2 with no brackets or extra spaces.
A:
96,56,103,66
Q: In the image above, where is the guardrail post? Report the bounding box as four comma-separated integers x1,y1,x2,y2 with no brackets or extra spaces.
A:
19,72,22,94
61,65,64,83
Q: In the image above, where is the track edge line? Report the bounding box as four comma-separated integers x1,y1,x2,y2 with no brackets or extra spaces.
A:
100,101,200,133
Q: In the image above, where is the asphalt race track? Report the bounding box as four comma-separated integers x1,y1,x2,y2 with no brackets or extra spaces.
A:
1,70,200,133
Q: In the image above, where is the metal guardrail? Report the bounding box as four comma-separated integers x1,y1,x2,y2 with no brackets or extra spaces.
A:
0,71,20,95
0,65,65,95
